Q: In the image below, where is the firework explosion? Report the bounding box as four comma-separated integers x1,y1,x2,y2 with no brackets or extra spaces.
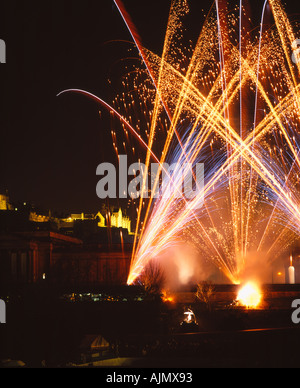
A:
60,0,300,288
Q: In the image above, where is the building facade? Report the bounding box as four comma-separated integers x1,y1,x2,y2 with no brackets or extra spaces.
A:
0,195,134,290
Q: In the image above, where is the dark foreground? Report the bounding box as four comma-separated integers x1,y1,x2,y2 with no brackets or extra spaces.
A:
1,284,300,368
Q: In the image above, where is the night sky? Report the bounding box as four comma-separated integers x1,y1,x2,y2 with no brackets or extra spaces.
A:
0,0,299,215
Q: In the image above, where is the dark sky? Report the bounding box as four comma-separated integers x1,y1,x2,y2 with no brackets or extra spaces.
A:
0,0,174,215
0,0,299,214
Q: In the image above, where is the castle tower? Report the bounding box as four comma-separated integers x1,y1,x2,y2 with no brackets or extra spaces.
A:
0,192,13,211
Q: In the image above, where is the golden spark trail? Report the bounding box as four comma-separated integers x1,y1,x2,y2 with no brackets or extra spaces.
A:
61,0,300,286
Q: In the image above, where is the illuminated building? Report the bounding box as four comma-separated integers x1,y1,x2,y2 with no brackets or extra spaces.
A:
29,212,50,223
108,208,131,234
0,193,13,211
0,193,134,289
60,208,132,235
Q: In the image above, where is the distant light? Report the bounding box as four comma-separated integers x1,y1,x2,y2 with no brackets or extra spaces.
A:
277,272,282,276
43,273,46,280
15,208,18,211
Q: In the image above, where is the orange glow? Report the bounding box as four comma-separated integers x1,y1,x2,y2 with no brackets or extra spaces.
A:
237,282,262,309
59,1,300,289
162,290,175,303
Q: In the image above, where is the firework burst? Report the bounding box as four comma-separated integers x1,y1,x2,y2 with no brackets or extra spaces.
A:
59,0,300,287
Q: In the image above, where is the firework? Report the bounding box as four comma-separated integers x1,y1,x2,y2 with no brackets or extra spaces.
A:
237,282,262,308
59,0,300,288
